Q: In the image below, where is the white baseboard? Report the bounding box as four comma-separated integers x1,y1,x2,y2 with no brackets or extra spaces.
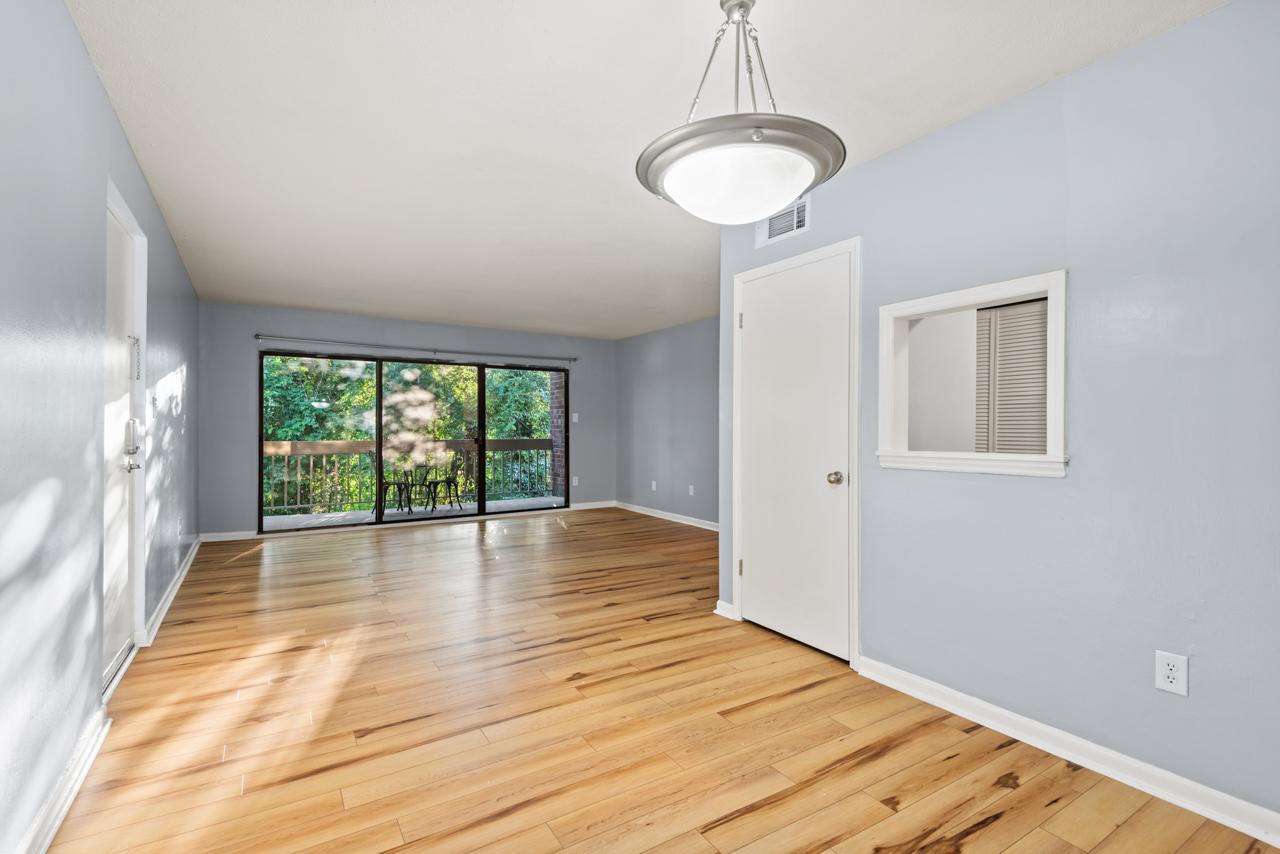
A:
142,538,200,645
615,501,719,532
857,657,1280,847
714,599,742,621
20,708,110,854
198,530,258,542
101,645,139,704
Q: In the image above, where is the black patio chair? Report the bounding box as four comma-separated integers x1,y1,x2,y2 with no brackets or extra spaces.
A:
379,472,413,514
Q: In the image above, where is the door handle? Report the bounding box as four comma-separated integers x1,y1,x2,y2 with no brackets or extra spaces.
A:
124,461,141,473
826,471,844,485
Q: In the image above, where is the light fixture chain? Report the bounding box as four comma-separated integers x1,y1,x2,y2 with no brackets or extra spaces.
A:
746,23,777,113
732,17,742,113
687,21,731,123
742,16,758,111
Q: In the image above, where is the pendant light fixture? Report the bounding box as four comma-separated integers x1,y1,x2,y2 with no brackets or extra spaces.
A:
636,0,845,226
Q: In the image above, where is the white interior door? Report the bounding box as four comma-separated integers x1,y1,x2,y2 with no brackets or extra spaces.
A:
103,210,135,688
736,242,856,658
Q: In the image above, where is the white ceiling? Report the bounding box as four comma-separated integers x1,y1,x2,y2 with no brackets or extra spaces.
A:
68,0,1225,339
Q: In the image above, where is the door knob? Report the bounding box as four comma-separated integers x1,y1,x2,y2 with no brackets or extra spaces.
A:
124,461,141,473
826,471,844,484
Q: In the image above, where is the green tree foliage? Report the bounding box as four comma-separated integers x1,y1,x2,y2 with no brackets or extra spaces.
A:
262,356,559,516
485,369,551,438
262,356,376,441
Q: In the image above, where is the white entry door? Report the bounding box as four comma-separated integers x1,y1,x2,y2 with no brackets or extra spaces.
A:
103,209,136,688
735,239,858,659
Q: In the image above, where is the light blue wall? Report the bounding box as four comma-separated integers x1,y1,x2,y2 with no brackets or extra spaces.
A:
616,318,719,522
198,301,619,533
719,0,1279,814
0,0,199,846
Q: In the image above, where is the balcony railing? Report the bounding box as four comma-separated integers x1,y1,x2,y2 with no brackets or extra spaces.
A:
486,439,557,501
261,440,377,515
262,438,560,517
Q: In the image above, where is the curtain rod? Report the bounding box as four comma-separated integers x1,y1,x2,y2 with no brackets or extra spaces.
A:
254,334,578,364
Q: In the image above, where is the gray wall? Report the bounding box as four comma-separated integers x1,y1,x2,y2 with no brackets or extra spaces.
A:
198,301,618,533
908,310,977,452
719,0,1279,814
616,318,719,522
0,0,199,847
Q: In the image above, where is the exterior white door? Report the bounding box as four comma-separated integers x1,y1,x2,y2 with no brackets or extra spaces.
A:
735,241,856,658
103,210,135,687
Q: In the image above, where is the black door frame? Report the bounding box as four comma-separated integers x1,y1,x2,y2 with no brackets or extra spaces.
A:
257,349,570,534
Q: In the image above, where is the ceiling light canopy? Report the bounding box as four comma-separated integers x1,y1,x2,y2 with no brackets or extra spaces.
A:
636,0,845,226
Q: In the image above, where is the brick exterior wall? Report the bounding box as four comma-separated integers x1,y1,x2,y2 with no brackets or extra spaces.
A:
550,373,566,498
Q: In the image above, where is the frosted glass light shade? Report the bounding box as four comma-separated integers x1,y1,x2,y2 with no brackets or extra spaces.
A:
661,144,815,225
636,114,845,227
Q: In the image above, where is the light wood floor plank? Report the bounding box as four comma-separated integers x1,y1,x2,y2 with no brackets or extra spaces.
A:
1041,777,1153,850
49,508,1262,853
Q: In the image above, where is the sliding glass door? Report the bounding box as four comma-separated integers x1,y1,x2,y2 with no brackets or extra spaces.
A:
381,362,479,521
260,355,378,531
260,353,568,532
485,368,567,513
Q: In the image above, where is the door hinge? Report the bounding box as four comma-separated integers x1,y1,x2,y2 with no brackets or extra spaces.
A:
738,312,743,329
738,559,743,576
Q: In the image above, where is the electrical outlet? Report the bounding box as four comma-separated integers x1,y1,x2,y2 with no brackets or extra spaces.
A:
1155,650,1188,696
688,484,695,496
571,412,579,423
571,476,579,487
650,480,657,491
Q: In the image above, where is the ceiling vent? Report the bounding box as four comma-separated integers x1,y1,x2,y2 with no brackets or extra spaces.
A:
755,195,810,248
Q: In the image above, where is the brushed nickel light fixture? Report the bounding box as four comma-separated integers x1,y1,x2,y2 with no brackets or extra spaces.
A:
636,0,845,226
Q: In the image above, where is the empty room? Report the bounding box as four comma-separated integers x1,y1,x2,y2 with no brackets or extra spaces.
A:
3,0,1279,851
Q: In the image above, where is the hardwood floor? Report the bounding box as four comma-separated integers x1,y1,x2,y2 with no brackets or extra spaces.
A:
55,508,1268,853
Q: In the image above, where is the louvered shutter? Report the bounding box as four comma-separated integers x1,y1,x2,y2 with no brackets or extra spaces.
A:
975,299,1048,453
975,310,994,452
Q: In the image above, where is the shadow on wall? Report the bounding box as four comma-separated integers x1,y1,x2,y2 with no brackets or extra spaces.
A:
0,464,100,847
0,360,192,845
144,361,189,614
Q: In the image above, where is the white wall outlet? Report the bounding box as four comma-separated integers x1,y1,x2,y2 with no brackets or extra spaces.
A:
650,480,657,491
571,476,579,487
688,484,695,496
571,412,578,423
1155,650,1188,696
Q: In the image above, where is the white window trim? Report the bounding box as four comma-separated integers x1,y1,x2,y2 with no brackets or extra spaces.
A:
877,270,1066,478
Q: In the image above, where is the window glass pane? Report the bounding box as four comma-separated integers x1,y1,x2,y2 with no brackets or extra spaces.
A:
381,362,479,520
484,368,567,511
261,356,376,530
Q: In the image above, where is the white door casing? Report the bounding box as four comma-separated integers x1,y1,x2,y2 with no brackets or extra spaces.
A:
103,210,134,686
103,179,148,696
732,238,860,662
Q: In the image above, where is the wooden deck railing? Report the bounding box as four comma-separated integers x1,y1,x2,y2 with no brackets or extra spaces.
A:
262,438,559,516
